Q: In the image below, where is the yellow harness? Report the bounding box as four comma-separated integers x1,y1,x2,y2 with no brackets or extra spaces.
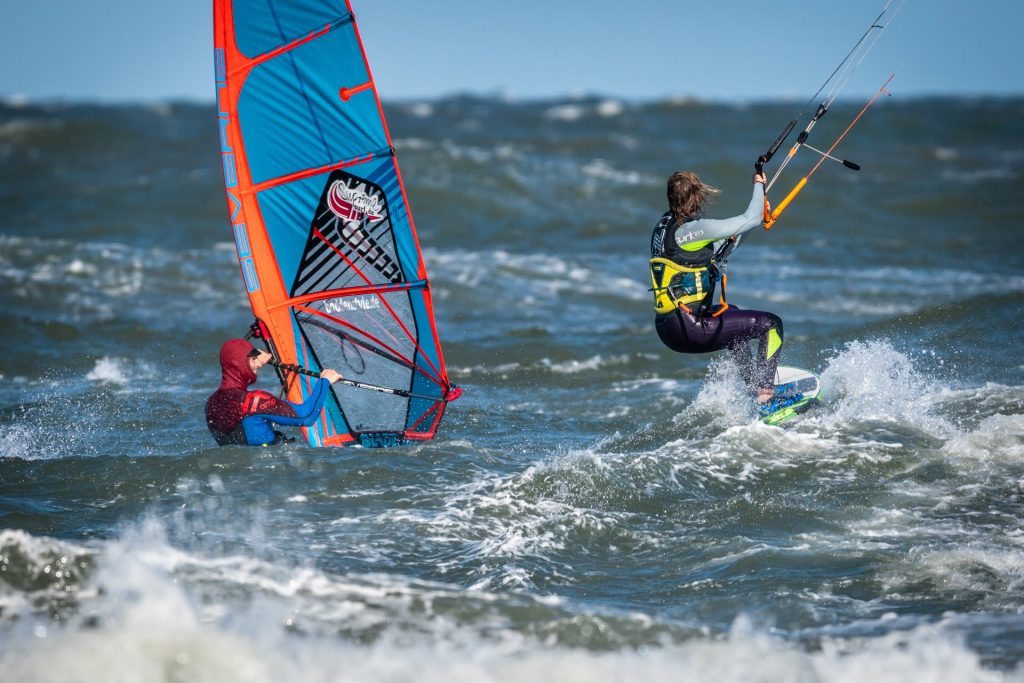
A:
648,257,730,317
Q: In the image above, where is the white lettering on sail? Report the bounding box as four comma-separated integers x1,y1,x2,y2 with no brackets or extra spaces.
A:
323,297,381,314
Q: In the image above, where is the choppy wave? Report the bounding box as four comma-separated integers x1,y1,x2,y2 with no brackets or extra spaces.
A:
2,523,1022,682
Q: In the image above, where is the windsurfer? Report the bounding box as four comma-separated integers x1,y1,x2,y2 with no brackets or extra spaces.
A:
205,338,343,446
649,171,783,403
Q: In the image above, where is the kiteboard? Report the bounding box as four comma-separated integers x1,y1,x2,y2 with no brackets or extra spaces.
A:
759,366,821,426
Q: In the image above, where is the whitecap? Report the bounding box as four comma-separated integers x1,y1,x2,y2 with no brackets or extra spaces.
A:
0,424,36,460
408,102,433,118
543,104,586,121
2,93,30,107
86,357,130,385
940,167,1015,183
392,136,432,151
818,340,954,437
540,355,630,374
581,159,642,185
596,99,624,117
942,413,1024,463
0,118,59,140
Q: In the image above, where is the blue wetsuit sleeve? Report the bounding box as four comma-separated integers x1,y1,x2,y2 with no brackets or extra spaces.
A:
272,378,332,426
239,380,332,446
675,183,765,246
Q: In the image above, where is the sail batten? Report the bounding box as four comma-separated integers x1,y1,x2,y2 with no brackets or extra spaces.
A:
214,0,454,448
248,147,394,194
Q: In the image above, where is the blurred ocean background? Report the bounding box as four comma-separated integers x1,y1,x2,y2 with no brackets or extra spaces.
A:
1,93,1023,681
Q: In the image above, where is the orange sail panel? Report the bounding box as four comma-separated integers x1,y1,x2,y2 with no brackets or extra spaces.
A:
213,1,454,448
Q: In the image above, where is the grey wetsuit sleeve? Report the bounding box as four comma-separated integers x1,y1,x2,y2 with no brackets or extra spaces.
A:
675,183,765,246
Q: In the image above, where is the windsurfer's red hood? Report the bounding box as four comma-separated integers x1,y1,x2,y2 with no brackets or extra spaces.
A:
218,338,257,390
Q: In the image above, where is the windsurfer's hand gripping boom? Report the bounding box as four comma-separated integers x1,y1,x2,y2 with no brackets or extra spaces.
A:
250,348,343,384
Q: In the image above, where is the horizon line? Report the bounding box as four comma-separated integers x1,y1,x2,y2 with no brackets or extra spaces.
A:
3,88,1023,109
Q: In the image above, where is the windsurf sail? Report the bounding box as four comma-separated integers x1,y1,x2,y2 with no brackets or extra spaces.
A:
213,0,457,447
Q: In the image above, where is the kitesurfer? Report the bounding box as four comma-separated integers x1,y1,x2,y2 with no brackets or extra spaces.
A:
649,171,783,405
205,338,343,446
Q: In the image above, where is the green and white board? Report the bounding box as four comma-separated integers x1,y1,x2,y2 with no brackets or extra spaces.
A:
760,366,821,425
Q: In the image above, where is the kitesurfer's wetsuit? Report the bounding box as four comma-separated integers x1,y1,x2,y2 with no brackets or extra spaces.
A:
205,339,332,447
650,182,784,391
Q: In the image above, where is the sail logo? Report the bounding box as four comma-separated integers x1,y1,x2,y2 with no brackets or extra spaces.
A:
324,296,381,314
328,181,384,223
298,170,405,286
215,47,258,293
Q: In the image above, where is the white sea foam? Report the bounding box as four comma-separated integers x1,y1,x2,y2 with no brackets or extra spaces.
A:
0,389,105,460
651,338,1015,493
2,506,1022,683
440,139,519,164
581,158,643,185
941,167,1016,183
942,413,1024,463
689,358,756,425
818,340,955,436
427,247,648,306
543,103,586,121
603,406,631,419
0,423,35,460
0,529,94,623
6,626,1013,683
417,446,649,588
86,357,130,385
1,524,1016,683
0,117,60,140
933,382,1024,417
595,99,624,117
2,93,30,107
452,354,636,378
407,102,434,118
0,234,242,326
895,543,1024,607
748,262,1024,319
392,136,433,151
540,355,631,374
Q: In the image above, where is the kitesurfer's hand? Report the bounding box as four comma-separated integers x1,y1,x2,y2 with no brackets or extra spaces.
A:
753,172,766,185
320,369,343,384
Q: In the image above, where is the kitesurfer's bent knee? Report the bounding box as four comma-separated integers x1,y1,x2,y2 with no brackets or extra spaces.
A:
654,306,784,388
727,308,784,390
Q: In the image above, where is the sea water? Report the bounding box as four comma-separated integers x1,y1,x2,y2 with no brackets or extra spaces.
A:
1,95,1023,681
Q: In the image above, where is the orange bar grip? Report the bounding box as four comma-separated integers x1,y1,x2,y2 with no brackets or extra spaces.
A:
764,177,808,230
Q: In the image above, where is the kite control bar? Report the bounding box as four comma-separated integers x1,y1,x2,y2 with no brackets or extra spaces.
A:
753,3,900,228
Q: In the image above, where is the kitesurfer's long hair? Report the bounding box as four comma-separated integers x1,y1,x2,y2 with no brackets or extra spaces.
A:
667,171,720,223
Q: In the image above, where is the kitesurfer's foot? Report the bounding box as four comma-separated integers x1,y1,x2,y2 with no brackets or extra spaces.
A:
755,387,774,404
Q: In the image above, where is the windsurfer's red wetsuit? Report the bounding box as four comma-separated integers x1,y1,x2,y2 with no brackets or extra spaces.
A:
205,339,331,446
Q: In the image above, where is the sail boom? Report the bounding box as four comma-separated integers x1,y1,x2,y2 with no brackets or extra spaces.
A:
270,280,428,311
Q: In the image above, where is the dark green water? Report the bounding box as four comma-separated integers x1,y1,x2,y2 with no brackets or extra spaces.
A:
1,96,1023,681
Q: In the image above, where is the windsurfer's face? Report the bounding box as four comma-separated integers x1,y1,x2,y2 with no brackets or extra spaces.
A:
248,349,271,372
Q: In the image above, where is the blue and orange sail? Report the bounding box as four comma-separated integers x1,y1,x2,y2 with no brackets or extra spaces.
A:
213,0,456,447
